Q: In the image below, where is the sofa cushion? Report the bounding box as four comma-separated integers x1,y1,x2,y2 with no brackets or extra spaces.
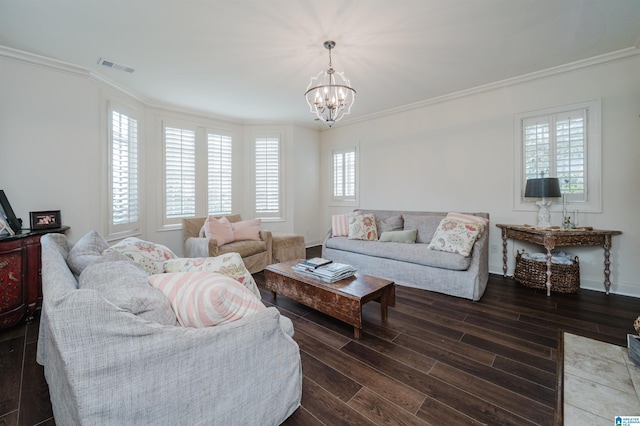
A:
218,239,267,259
379,229,417,244
376,214,404,234
348,213,378,240
325,236,471,271
402,215,443,243
428,219,482,257
148,271,266,327
67,230,109,276
164,253,260,300
79,251,177,325
104,237,177,274
203,215,235,245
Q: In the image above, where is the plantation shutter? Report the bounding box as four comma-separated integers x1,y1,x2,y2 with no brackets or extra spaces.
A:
522,108,586,202
207,133,232,215
254,135,280,217
110,110,139,229
332,148,356,201
165,126,196,219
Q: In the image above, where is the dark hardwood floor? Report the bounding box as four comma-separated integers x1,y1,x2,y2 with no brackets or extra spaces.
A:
1,246,637,425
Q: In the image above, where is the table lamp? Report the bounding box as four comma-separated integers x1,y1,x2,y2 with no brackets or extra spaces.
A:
524,175,561,228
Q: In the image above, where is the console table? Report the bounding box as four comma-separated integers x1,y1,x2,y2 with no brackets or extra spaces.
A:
496,224,621,296
0,226,70,327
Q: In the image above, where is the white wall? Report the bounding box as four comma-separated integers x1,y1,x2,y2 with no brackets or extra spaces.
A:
2,46,638,296
320,54,640,296
0,49,323,257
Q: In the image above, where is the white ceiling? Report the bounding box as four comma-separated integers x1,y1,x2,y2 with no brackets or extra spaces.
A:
1,0,639,126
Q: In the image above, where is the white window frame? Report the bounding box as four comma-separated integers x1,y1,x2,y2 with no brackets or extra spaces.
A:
513,100,601,213
106,100,141,240
330,146,359,207
252,132,283,221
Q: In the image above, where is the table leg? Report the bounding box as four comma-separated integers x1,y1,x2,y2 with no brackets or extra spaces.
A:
354,327,361,339
545,246,553,297
501,229,508,277
603,235,612,295
380,291,390,322
270,290,277,299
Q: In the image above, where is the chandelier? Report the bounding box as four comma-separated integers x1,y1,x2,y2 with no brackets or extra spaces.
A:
304,40,356,127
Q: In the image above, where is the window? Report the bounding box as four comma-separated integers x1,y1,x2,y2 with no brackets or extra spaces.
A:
332,147,358,204
254,134,282,219
514,100,601,212
207,132,232,215
108,105,140,238
164,126,196,221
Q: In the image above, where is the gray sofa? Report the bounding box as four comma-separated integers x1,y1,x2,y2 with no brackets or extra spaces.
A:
322,209,489,301
37,233,302,425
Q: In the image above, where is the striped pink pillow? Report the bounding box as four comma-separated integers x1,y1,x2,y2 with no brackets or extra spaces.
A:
148,272,265,327
332,214,350,237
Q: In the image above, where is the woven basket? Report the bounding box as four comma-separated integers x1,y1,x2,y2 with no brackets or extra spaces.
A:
514,251,580,293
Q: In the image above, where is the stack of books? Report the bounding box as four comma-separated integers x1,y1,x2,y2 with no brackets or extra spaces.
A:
292,257,356,283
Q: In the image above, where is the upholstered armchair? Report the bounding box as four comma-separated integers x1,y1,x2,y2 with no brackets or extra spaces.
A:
182,214,272,274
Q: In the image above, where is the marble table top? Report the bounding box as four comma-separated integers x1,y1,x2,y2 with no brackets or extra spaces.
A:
563,332,640,425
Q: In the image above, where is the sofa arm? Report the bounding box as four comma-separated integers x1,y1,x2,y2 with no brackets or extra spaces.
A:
184,236,219,258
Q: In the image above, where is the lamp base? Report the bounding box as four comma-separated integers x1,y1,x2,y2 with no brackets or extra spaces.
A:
536,198,552,228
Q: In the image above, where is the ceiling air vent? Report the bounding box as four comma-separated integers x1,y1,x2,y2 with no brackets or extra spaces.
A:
98,58,135,73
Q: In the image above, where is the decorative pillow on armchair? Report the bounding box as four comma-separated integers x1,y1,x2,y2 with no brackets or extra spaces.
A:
203,215,235,245
427,219,482,257
348,213,378,241
164,252,260,299
103,237,177,274
231,219,261,241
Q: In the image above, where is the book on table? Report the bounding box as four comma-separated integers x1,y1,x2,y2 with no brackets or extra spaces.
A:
292,260,356,283
297,257,333,269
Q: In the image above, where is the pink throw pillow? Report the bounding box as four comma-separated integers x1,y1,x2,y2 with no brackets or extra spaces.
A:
332,214,350,237
148,272,265,327
232,219,261,241
203,216,235,246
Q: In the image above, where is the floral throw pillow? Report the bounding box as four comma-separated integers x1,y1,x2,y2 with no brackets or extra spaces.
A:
348,213,378,241
446,212,488,237
427,219,482,257
104,237,177,275
163,253,260,300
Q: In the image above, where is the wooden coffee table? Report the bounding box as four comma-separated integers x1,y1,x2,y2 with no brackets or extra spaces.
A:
264,260,395,338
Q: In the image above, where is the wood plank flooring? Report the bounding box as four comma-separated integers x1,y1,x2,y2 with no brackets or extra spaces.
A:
1,246,637,425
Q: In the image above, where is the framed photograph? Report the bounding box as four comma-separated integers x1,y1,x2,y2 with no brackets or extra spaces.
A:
30,210,62,230
0,190,22,233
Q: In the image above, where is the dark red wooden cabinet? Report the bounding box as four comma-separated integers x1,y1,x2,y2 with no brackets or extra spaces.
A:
0,227,69,328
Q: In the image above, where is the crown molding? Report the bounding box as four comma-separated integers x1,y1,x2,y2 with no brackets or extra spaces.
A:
0,45,89,77
337,46,640,129
3,44,639,131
